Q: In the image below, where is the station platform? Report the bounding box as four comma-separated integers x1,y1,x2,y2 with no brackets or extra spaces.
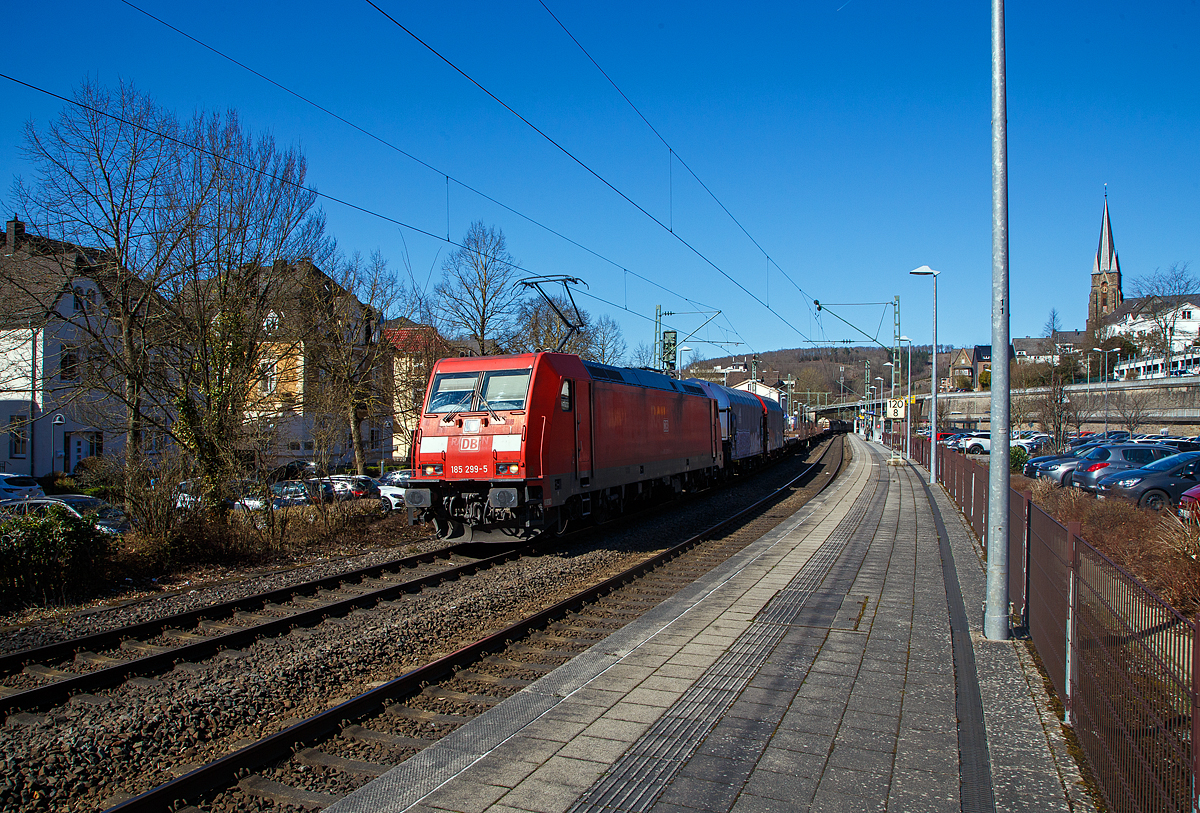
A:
327,435,1092,813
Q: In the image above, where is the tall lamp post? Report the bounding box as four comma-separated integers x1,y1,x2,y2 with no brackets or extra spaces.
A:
1093,347,1119,435
910,266,940,484
677,346,692,379
900,337,912,458
874,376,885,442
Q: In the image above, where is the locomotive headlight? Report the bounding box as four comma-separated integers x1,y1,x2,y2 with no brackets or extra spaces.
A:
422,463,443,476
496,463,520,475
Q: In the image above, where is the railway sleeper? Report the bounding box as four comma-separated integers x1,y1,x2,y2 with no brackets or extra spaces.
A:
452,670,532,688
384,705,473,726
480,655,556,673
295,747,390,777
119,639,173,656
238,775,337,811
22,664,73,681
421,686,504,705
342,724,434,749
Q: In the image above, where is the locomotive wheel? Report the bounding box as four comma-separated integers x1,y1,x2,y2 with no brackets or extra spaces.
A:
433,516,472,541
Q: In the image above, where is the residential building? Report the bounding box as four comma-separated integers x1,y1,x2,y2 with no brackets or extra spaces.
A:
0,217,118,477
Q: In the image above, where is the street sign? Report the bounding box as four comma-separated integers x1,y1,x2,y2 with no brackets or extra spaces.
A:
887,399,906,419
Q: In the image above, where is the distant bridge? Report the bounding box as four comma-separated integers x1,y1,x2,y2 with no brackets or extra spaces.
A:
808,377,1200,434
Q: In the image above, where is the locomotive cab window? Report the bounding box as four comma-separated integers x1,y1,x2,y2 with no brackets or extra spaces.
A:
480,370,531,411
560,380,572,412
426,369,532,413
427,372,477,413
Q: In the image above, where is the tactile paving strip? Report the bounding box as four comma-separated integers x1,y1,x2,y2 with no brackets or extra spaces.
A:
566,461,890,813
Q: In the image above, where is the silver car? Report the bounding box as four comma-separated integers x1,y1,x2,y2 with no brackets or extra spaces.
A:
1070,444,1177,492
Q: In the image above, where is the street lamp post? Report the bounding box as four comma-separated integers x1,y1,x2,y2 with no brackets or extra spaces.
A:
677,346,692,379
874,376,885,442
1093,347,1119,435
900,336,912,459
910,266,940,483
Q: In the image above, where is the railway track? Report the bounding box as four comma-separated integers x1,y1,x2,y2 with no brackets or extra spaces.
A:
0,543,530,718
95,434,845,813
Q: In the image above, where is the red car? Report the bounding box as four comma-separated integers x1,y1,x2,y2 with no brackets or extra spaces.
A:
404,352,722,541
1178,483,1200,522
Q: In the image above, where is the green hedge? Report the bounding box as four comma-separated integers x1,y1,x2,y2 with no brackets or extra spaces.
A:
1010,446,1029,473
0,507,114,607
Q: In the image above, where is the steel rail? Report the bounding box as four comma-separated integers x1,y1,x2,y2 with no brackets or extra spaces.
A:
0,543,480,676
1,544,531,716
103,432,842,813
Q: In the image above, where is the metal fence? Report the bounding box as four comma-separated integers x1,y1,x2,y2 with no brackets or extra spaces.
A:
897,432,1197,813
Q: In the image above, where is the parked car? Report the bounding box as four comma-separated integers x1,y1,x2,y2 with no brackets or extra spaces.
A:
1070,444,1177,493
270,479,335,507
1096,451,1200,510
176,479,268,511
0,495,132,535
326,475,381,501
958,432,992,454
1177,482,1200,521
267,460,325,485
375,479,406,512
1132,437,1200,453
379,468,414,487
0,473,44,501
1035,442,1135,486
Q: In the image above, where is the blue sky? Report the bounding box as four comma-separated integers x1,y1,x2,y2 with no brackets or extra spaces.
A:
2,1,1197,359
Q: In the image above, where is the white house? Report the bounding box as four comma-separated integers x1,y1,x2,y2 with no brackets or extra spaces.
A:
0,218,112,477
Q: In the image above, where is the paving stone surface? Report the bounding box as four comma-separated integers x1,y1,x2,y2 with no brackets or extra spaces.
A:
327,436,1093,813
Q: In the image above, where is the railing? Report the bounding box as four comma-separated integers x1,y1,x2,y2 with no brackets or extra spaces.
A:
893,432,1197,813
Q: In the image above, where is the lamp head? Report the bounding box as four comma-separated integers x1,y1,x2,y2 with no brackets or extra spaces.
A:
910,265,939,276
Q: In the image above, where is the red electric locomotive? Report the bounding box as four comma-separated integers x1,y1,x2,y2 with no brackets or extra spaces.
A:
404,352,722,541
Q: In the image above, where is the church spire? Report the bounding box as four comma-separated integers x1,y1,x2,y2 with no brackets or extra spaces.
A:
1087,192,1123,331
1094,193,1120,275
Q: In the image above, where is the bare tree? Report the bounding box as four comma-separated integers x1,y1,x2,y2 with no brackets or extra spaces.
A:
435,222,521,354
13,79,185,497
304,250,402,474
590,314,626,365
159,109,332,504
1066,389,1099,436
630,341,656,368
1132,263,1199,376
1112,387,1159,434
509,294,594,356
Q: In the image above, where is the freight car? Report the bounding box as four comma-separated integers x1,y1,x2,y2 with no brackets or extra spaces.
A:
404,352,822,541
817,417,853,433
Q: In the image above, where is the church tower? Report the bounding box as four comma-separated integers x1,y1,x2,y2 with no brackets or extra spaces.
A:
1087,194,1122,331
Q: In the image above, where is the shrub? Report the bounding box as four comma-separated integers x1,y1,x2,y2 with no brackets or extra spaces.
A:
0,506,115,608
1009,446,1028,473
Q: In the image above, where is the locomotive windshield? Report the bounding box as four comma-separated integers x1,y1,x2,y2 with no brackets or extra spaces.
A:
427,369,531,413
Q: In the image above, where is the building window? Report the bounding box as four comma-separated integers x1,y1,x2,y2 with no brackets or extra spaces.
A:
370,428,381,450
258,360,277,394
59,346,79,381
289,441,301,451
9,416,27,458
1184,310,1193,320
303,441,314,451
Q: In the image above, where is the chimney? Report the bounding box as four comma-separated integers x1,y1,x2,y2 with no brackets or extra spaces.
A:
5,217,24,255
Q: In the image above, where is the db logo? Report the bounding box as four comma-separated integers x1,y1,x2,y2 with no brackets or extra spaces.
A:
460,436,481,452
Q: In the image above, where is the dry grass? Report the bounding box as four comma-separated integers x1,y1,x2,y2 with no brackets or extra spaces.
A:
1020,476,1200,617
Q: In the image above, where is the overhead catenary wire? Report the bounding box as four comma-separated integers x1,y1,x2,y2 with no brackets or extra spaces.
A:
363,0,820,346
1,71,731,345
536,0,825,323
113,0,741,340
